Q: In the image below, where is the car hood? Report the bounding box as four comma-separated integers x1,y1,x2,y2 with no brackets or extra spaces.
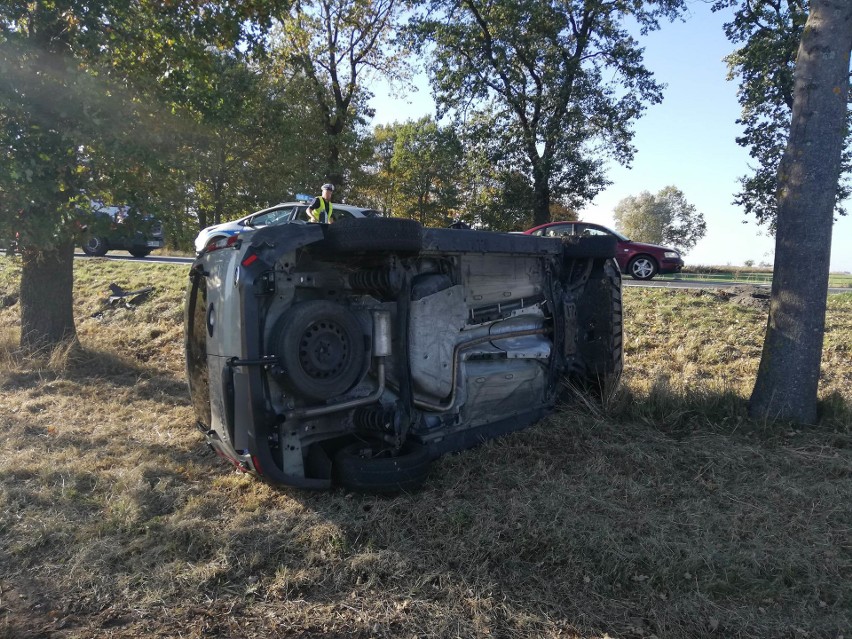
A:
205,221,239,233
628,240,679,254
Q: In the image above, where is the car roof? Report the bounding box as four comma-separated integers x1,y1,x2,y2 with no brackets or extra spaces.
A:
526,220,631,241
240,202,375,221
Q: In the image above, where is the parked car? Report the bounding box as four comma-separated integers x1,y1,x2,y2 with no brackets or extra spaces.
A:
524,221,683,280
185,217,623,491
0,234,19,255
81,203,165,258
193,201,381,254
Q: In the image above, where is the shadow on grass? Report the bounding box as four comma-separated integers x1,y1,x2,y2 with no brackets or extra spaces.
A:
1,364,850,639
0,341,189,399
596,376,852,436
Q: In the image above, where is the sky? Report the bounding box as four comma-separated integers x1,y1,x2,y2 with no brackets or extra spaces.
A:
368,2,852,273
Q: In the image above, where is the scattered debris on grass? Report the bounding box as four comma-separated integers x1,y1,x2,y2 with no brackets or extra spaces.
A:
107,283,154,307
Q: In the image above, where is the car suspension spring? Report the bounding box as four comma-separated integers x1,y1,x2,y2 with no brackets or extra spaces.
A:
353,406,397,433
349,268,401,299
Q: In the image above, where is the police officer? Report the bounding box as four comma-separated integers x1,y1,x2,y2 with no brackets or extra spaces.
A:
307,183,335,224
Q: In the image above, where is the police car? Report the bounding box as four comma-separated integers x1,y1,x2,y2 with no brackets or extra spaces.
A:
193,199,380,254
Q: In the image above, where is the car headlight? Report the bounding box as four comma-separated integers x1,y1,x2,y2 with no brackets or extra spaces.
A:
664,251,680,258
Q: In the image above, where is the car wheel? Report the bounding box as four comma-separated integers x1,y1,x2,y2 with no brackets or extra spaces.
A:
319,217,422,253
628,255,658,280
333,439,432,493
128,248,151,258
81,236,109,256
570,258,623,397
269,300,368,401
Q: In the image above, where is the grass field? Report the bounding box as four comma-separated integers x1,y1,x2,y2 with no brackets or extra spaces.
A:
0,259,850,639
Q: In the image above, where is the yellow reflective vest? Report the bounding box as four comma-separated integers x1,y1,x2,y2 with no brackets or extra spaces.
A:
310,197,333,223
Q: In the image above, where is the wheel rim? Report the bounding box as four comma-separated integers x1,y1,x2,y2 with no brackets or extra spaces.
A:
631,258,654,279
298,320,352,380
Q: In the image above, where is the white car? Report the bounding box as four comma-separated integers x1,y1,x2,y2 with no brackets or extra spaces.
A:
193,201,380,253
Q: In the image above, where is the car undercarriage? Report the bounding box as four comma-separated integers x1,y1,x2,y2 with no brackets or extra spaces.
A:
185,218,622,491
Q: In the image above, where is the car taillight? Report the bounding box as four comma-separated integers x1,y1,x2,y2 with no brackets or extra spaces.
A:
205,235,240,253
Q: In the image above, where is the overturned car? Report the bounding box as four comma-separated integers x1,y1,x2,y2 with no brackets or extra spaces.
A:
185,218,622,491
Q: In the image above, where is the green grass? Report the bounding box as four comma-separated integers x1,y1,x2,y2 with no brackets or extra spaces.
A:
0,259,849,639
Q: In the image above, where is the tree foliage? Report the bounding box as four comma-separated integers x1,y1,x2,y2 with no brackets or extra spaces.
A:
613,186,706,253
359,117,462,224
714,0,851,228
391,118,462,224
271,0,407,191
0,1,278,350
408,0,686,227
169,53,314,246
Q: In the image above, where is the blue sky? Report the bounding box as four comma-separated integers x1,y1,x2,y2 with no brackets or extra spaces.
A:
369,2,852,273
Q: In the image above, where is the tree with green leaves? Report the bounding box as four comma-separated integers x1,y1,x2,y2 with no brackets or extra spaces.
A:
390,117,463,225
472,169,536,231
174,53,315,238
356,122,400,214
408,0,686,227
0,1,275,351
715,0,850,229
0,2,134,351
272,0,407,191
613,186,706,254
451,113,533,230
744,0,852,424
359,117,462,223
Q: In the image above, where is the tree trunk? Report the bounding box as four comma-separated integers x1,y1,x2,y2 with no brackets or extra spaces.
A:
213,144,226,225
326,138,343,192
19,240,77,353
749,0,852,424
531,160,551,227
197,206,208,231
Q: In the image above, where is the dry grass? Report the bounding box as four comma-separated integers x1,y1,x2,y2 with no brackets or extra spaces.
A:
0,259,849,639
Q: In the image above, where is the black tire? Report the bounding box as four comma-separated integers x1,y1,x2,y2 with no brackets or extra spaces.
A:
269,300,367,401
320,217,422,253
573,258,623,394
129,248,152,258
628,255,658,280
82,236,109,256
333,439,432,493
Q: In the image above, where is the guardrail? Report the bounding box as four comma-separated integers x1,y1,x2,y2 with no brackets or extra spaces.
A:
655,271,852,288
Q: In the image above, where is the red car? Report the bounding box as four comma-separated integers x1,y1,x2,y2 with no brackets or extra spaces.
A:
524,221,683,280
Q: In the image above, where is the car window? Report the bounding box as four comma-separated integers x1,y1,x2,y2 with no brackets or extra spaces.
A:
576,225,611,237
248,206,295,226
334,208,355,219
543,224,574,237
